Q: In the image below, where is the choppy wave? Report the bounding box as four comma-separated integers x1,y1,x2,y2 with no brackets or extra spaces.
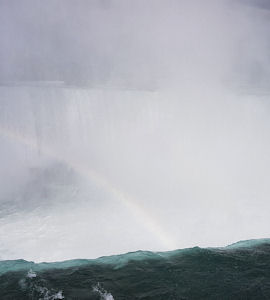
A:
0,238,270,299
19,269,64,300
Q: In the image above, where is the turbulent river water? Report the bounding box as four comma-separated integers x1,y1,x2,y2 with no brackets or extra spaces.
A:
0,239,270,299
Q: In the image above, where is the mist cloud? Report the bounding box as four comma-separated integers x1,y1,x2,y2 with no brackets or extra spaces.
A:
0,0,270,261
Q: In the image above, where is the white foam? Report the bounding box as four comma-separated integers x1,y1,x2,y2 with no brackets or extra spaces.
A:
93,283,114,300
27,269,37,278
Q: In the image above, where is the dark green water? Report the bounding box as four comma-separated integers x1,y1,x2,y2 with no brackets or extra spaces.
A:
1,239,270,299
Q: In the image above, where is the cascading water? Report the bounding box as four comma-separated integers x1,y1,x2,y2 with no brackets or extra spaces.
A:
1,0,270,298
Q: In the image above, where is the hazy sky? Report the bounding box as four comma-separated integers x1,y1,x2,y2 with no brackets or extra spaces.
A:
0,0,270,262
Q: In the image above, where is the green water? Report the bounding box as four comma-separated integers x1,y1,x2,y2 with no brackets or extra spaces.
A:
1,239,270,299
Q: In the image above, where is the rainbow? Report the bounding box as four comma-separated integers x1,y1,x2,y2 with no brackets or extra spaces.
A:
0,125,177,250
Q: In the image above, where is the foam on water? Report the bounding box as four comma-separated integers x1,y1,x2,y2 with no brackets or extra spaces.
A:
93,283,114,300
